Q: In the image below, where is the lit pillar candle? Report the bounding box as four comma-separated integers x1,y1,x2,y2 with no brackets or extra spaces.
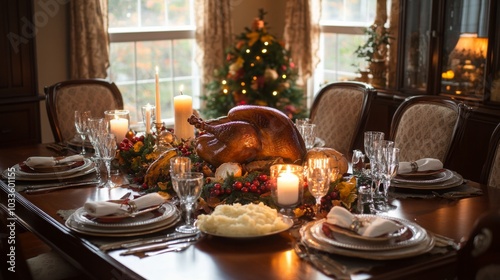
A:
155,66,161,123
277,171,300,205
174,90,194,139
109,115,129,143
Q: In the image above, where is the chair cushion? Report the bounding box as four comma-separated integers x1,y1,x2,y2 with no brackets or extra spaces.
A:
488,141,500,188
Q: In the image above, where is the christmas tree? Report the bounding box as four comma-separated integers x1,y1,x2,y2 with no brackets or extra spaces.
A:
201,9,306,120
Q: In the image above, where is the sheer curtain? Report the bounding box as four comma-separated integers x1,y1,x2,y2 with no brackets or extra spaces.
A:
69,0,109,79
283,0,322,85
194,0,233,88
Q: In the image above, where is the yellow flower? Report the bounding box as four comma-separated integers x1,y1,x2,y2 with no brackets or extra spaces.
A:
145,153,156,161
260,35,274,43
336,177,357,208
247,32,260,46
133,141,144,152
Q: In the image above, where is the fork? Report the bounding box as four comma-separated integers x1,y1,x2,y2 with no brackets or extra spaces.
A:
294,242,349,279
144,242,194,257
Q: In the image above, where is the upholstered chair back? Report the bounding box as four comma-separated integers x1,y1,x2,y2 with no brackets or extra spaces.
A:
481,123,500,188
310,82,375,157
45,79,124,143
390,96,469,167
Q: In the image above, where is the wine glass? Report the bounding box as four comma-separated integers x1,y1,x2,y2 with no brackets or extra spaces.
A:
364,131,385,196
379,146,400,212
305,157,333,217
171,172,204,234
96,133,117,188
74,111,91,155
87,118,107,186
372,140,394,203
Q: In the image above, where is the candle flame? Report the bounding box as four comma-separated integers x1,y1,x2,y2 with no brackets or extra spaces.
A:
155,66,159,74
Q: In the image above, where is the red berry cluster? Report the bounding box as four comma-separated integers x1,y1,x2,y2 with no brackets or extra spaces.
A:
319,190,340,212
119,135,145,151
207,173,271,198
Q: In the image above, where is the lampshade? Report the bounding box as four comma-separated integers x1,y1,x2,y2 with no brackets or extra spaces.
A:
453,34,488,57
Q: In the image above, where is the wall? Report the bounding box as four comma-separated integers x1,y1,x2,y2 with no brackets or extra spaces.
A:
34,0,69,143
34,0,285,143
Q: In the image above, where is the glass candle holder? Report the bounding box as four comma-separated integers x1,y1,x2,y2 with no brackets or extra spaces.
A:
270,164,304,218
141,104,155,135
104,110,130,144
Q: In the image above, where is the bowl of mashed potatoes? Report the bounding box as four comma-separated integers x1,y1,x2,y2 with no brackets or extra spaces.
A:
196,202,293,238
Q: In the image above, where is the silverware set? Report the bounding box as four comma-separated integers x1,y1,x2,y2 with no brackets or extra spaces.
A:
294,241,349,279
100,232,200,256
20,180,99,193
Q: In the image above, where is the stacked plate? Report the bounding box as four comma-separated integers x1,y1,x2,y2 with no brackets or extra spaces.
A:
391,169,463,190
65,202,180,237
300,216,435,260
3,158,95,181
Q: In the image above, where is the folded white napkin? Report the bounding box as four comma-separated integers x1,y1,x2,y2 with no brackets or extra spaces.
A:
326,206,402,237
25,155,84,168
84,193,166,217
397,158,443,174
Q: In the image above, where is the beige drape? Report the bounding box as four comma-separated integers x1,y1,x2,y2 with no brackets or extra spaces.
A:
69,0,109,79
194,0,233,87
283,0,322,84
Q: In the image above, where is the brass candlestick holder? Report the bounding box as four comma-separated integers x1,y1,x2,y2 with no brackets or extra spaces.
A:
153,122,175,152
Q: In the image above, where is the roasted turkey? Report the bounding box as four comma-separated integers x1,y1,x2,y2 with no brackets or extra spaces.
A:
188,105,307,167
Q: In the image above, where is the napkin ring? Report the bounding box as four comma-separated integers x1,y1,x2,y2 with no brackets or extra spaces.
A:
350,217,362,232
410,161,418,172
127,201,138,213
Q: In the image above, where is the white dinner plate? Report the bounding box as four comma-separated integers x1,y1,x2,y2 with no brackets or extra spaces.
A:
3,159,95,181
197,215,294,239
71,202,177,228
301,220,435,260
65,213,180,237
391,171,463,190
311,217,426,251
321,219,408,242
392,169,454,184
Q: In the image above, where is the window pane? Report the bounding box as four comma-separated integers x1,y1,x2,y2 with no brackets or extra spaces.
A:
322,0,377,23
136,41,173,80
109,42,136,82
108,0,138,28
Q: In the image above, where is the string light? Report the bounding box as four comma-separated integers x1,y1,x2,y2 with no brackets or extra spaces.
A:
242,89,247,94
241,82,246,86
282,74,287,79
246,49,250,53
252,76,257,80
262,49,267,53
264,42,269,46
256,56,261,60
223,89,228,94
250,63,255,67
222,80,227,85
272,91,278,96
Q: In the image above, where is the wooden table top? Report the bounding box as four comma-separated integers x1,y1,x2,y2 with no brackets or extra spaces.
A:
0,144,495,279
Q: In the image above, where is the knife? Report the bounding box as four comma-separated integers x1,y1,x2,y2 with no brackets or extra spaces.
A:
99,232,198,252
120,237,199,256
23,180,99,193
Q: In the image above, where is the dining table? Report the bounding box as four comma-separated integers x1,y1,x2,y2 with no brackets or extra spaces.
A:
0,143,495,280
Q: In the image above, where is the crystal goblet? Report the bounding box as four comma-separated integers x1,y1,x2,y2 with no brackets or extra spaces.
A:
171,172,204,234
74,110,91,155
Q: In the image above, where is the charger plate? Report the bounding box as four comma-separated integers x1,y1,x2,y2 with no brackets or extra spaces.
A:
393,169,453,184
391,171,463,190
311,217,425,251
2,160,95,181
301,219,435,260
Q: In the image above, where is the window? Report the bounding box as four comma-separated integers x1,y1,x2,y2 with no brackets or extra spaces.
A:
313,0,384,95
107,0,199,127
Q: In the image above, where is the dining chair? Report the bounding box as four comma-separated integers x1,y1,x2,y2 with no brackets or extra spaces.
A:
480,122,500,188
389,95,470,167
309,81,376,157
0,203,84,280
45,79,124,143
457,209,500,280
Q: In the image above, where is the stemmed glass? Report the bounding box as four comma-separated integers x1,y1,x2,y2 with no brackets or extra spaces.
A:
74,111,91,155
96,133,117,188
364,131,385,197
87,118,107,186
171,172,204,234
378,144,399,212
305,157,334,217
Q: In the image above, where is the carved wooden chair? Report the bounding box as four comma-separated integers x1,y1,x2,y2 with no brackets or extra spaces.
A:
309,81,376,157
481,123,500,187
45,79,124,143
0,203,83,280
457,209,500,280
389,95,470,167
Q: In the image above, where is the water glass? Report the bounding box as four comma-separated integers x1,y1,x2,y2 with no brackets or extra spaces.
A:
297,123,316,149
378,146,400,212
357,184,374,214
305,157,333,217
171,172,204,234
95,133,117,188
